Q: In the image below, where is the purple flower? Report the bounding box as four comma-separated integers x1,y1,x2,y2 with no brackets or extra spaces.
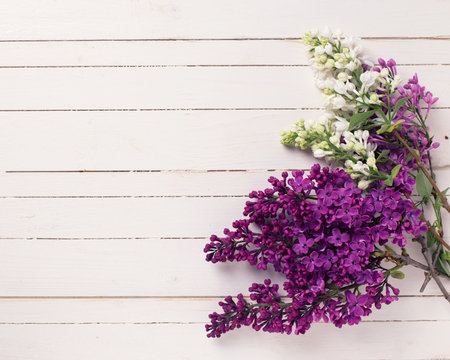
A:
302,251,320,272
335,204,358,225
345,291,369,318
344,252,361,274
327,228,350,247
204,165,425,337
293,234,314,254
380,210,401,231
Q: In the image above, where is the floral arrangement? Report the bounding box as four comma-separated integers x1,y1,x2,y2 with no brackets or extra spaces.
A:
204,28,450,338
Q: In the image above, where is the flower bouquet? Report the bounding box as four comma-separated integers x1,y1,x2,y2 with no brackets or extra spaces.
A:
204,29,450,337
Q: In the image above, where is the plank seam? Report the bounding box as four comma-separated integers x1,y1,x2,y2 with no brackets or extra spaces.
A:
0,64,448,69
0,36,449,42
0,106,446,112
0,295,443,299
0,319,447,325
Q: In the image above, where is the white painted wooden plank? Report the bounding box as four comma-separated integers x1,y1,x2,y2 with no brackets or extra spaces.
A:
0,39,449,66
0,110,312,171
0,0,449,40
0,109,449,171
0,67,319,109
0,239,446,296
0,297,447,323
0,171,276,197
1,195,450,241
0,322,447,360
0,66,449,110
0,169,449,197
0,197,242,238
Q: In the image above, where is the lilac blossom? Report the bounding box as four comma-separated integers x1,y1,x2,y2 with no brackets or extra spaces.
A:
204,165,426,337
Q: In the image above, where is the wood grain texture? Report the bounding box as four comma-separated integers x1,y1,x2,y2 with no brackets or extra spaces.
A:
0,297,448,323
0,109,449,171
0,323,448,360
1,66,450,110
0,0,449,40
0,239,447,297
0,169,449,197
0,39,449,66
0,196,449,239
1,1,449,359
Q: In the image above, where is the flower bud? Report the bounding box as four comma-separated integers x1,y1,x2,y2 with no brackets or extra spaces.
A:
353,142,365,153
367,156,377,168
314,124,325,135
344,142,355,150
380,68,389,77
298,130,308,138
329,135,340,146
337,72,349,82
369,93,379,104
358,179,371,190
345,160,354,168
325,59,335,69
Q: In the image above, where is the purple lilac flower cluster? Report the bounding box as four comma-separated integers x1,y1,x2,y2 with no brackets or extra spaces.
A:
204,165,427,337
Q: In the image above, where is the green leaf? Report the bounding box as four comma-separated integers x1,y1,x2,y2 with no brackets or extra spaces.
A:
387,119,405,133
392,97,409,116
436,254,450,277
383,165,401,187
354,65,363,86
377,123,391,134
391,270,405,279
390,164,402,179
349,110,376,131
415,169,433,202
426,230,436,247
384,177,393,186
442,251,450,262
377,150,389,160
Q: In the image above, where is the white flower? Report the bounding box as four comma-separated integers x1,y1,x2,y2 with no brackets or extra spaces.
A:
329,135,340,146
344,159,354,168
353,142,365,153
368,93,380,104
313,149,332,158
337,72,349,82
360,71,378,92
325,59,335,69
367,156,377,169
313,124,325,134
333,80,350,97
380,68,389,78
333,117,349,134
358,179,371,190
314,46,325,56
345,82,358,96
352,161,370,175
346,61,358,72
324,43,333,55
331,95,347,110
391,75,402,90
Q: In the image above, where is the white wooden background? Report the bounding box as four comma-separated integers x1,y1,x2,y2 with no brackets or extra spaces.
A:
0,1,449,359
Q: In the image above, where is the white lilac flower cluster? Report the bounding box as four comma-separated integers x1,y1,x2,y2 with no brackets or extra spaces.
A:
280,28,401,189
